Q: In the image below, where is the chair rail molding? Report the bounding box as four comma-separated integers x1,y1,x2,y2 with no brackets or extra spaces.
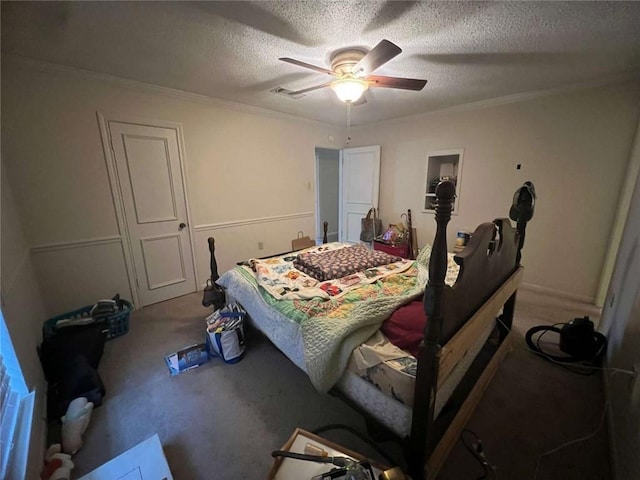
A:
30,235,123,254
194,212,314,232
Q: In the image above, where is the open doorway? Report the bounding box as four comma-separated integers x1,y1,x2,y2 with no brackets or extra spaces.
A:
314,148,340,244
315,145,381,245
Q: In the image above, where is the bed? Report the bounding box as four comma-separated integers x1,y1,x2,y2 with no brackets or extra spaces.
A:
216,180,534,479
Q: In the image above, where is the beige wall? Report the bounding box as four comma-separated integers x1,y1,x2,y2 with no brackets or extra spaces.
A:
3,58,639,307
4,58,639,307
350,82,640,301
599,120,640,479
2,57,342,314
1,166,48,479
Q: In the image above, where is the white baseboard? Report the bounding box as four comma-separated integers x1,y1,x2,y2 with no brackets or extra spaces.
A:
521,282,596,305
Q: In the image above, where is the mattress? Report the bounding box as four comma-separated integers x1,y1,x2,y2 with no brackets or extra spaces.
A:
222,268,307,371
344,322,495,437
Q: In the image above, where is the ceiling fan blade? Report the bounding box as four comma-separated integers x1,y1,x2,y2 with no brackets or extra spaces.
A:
367,75,427,91
352,39,402,75
287,81,333,95
279,58,336,76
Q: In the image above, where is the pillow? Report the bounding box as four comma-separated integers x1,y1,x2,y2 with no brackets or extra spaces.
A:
415,243,432,267
380,299,427,358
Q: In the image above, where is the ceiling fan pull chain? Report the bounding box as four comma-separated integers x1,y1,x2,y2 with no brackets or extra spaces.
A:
346,102,352,144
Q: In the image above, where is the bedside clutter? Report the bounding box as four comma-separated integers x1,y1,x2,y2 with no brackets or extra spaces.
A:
374,231,470,257
370,209,417,260
373,240,410,259
453,230,471,253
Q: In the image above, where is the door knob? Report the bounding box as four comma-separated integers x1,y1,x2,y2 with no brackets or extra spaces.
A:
179,222,187,230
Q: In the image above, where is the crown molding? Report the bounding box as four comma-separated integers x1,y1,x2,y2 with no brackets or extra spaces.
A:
2,54,340,129
353,70,640,130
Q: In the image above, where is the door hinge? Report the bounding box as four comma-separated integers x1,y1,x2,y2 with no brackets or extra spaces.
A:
135,277,140,288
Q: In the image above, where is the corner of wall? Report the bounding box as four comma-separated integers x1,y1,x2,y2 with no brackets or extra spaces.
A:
2,164,50,476
595,116,640,308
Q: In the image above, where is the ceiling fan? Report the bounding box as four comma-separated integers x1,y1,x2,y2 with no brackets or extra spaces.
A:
279,39,427,105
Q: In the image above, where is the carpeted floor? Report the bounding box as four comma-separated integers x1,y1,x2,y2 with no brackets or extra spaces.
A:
61,288,610,479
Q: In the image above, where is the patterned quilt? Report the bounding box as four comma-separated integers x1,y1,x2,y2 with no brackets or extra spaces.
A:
230,254,428,392
294,244,402,281
251,243,413,300
219,244,464,392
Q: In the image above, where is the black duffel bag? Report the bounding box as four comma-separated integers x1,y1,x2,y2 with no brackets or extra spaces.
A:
38,322,108,421
38,321,107,383
46,354,106,420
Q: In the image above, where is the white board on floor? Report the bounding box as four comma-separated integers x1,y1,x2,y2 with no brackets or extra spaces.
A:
77,434,173,480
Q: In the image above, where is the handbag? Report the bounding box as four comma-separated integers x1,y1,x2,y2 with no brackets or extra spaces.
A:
360,208,382,242
292,231,315,251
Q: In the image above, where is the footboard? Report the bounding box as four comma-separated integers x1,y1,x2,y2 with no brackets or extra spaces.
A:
426,268,522,476
408,180,533,480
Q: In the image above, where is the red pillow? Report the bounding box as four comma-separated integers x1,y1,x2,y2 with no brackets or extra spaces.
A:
380,299,427,358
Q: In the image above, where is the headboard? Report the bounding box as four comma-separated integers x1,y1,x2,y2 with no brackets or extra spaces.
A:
440,218,519,343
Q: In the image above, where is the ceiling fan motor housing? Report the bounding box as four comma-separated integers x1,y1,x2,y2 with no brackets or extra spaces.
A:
330,49,367,76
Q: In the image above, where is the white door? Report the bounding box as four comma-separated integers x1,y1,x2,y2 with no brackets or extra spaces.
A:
108,121,196,306
340,145,381,243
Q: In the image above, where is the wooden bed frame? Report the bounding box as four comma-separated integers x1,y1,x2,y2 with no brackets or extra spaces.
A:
211,180,533,480
406,180,532,479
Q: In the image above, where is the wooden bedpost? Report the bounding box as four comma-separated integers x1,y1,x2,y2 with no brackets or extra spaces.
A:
407,209,416,260
208,237,220,282
502,181,536,337
408,181,456,480
323,221,328,244
510,181,536,266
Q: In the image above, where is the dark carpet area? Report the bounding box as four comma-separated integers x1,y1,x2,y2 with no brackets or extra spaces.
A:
64,289,610,479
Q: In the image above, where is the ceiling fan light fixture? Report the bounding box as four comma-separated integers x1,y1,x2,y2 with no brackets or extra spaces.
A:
330,78,368,103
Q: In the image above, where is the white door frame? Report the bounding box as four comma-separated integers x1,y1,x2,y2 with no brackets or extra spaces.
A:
97,112,198,308
314,150,322,244
338,149,344,242
314,147,341,244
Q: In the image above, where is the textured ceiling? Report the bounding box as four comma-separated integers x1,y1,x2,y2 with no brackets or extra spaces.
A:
3,1,640,126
